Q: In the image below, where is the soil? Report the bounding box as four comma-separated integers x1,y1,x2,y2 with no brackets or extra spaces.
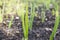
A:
0,5,60,40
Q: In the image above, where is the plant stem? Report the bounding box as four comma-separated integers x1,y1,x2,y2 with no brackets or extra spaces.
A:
29,2,35,30
41,8,45,23
8,16,14,28
24,2,28,40
49,11,59,40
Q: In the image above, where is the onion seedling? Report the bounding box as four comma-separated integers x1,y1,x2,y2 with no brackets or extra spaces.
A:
17,1,29,40
21,2,29,40
39,3,45,23
8,16,14,28
0,8,3,23
50,0,56,15
29,2,35,30
52,9,55,16
49,3,59,40
45,0,51,9
41,8,45,22
24,2,29,40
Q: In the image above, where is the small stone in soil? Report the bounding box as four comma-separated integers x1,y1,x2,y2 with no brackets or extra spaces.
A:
15,17,19,20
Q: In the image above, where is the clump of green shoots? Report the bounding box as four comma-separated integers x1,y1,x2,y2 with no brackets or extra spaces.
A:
17,0,29,40
21,3,29,40
3,0,16,28
49,3,59,40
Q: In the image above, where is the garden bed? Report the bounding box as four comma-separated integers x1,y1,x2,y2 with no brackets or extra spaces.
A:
0,0,60,40
0,11,60,40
